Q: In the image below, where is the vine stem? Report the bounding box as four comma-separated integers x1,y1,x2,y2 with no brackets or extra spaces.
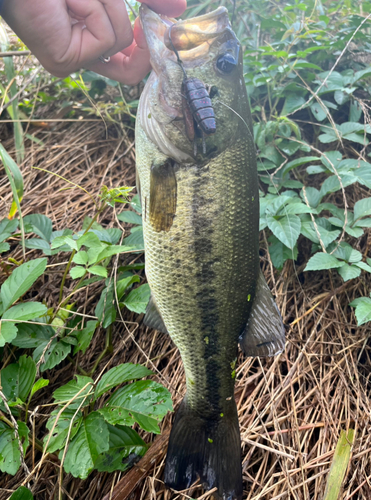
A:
88,325,113,377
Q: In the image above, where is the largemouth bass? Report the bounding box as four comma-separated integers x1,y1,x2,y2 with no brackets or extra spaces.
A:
136,6,285,499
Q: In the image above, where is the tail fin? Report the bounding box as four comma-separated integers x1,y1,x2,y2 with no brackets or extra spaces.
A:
164,398,243,500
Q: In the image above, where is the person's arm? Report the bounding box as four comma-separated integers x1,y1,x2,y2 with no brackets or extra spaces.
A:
1,0,186,84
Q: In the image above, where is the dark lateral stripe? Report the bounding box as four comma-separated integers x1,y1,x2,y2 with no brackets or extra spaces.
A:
191,170,223,410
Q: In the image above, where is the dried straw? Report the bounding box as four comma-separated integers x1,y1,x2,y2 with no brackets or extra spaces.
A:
0,74,371,500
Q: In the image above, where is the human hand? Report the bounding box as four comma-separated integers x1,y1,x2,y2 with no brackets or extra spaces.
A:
1,0,187,85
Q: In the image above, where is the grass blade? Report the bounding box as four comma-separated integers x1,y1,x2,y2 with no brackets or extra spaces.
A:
0,144,25,258
323,428,355,500
0,20,25,165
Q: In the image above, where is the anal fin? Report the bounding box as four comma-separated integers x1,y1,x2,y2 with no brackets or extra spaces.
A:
143,294,169,335
239,271,285,357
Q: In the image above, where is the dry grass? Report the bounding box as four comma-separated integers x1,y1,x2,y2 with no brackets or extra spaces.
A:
1,75,371,500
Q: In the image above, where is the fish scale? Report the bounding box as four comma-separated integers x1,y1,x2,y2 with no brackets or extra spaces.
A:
137,6,285,499
139,135,259,412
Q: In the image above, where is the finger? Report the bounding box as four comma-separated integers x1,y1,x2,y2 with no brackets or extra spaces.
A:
138,0,187,18
66,0,133,64
86,17,150,84
86,48,151,85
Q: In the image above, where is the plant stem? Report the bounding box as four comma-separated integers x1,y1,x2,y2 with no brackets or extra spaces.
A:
67,356,89,376
88,325,113,377
0,412,14,428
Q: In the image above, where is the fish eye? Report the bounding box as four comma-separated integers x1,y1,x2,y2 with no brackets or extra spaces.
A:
216,53,237,74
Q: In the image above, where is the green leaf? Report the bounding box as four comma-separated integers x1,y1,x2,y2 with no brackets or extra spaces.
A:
0,425,21,475
117,211,143,225
24,214,52,242
116,275,140,300
343,132,368,145
9,486,34,500
310,101,328,122
73,251,89,265
349,297,371,326
300,187,322,208
51,235,78,251
337,264,361,282
1,355,36,402
73,321,98,355
0,144,24,218
0,218,18,237
318,133,337,144
77,232,102,250
282,156,320,177
356,166,371,189
94,424,147,473
0,258,47,312
53,375,94,409
122,226,144,251
349,101,362,122
90,228,123,245
98,380,173,434
123,284,151,314
0,242,10,253
44,409,83,454
354,261,371,273
305,253,343,271
315,71,343,93
130,194,142,214
82,216,103,231
264,195,292,216
96,245,135,263
320,174,356,196
0,321,18,347
88,265,108,278
30,378,49,398
63,412,109,479
12,323,54,348
94,363,152,401
24,238,51,255
334,90,348,105
3,302,47,322
307,165,326,175
33,339,71,372
70,266,86,280
267,214,301,249
87,246,103,265
268,236,298,270
95,285,116,328
281,95,305,115
354,197,371,222
331,242,356,262
283,202,315,215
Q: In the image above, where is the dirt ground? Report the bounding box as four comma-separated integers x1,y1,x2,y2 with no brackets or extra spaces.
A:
1,77,371,500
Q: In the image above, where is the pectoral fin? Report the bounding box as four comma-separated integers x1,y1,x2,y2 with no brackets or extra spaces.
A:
239,271,285,357
143,294,169,335
149,159,177,232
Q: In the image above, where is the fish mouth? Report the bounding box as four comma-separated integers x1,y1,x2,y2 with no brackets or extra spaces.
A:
140,6,230,72
139,6,233,163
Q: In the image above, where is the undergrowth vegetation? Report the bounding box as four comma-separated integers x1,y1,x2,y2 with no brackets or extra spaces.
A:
1,0,371,499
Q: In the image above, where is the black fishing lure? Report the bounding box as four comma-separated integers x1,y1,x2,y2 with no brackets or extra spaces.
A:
168,25,216,152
